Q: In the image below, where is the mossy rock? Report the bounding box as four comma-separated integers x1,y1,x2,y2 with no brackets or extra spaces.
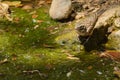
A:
106,30,120,50
55,29,84,52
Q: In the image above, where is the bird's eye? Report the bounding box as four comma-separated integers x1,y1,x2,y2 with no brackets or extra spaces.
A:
78,25,86,33
79,25,85,30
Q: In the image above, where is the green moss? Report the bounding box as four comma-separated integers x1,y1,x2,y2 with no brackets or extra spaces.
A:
55,30,78,44
0,5,118,80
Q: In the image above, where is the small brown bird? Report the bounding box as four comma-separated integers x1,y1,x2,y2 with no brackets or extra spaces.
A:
75,9,106,36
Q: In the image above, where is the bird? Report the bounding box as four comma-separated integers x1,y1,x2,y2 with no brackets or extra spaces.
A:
75,8,106,37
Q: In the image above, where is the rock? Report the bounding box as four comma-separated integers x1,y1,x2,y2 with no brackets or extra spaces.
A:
0,3,9,16
113,67,120,78
55,22,84,52
114,18,120,28
93,6,120,50
106,30,120,50
94,6,120,29
0,3,12,21
55,30,83,51
49,0,72,20
100,51,120,61
22,4,33,10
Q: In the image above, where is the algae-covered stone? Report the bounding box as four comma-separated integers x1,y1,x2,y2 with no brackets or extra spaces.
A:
106,30,120,50
55,30,84,51
55,30,78,45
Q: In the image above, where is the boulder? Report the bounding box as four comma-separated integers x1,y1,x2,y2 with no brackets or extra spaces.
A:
49,0,72,20
106,30,120,50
